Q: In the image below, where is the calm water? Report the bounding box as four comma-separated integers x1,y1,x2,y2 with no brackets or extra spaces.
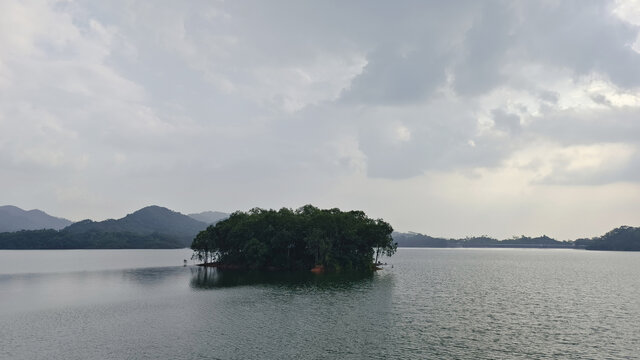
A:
1,248,639,359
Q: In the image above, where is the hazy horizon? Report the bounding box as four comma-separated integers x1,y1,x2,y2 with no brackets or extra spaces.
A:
3,1,640,240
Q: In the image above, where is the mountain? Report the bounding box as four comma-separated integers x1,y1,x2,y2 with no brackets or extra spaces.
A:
188,211,229,224
64,205,208,246
0,205,73,232
393,231,572,248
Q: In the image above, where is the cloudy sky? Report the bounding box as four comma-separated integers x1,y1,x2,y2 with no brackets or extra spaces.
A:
2,0,640,239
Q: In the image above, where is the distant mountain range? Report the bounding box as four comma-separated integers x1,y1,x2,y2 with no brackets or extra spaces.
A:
0,205,73,232
0,205,228,249
66,206,209,243
393,227,640,251
1,204,637,251
392,232,572,248
188,211,229,224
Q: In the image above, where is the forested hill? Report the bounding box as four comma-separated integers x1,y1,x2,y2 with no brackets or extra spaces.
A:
0,206,209,249
0,205,73,232
65,206,208,242
393,232,572,248
394,226,640,250
575,226,640,251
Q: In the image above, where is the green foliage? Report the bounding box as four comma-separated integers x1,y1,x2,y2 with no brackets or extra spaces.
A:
0,229,186,249
585,226,640,251
190,205,397,271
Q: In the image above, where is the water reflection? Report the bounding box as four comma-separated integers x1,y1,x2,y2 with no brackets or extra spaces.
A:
0,249,193,275
120,266,188,286
0,266,194,316
185,265,397,359
189,266,378,290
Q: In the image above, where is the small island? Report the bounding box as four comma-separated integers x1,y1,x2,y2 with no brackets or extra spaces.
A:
190,205,397,272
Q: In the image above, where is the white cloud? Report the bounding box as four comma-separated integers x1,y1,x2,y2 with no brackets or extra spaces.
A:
3,0,640,237
394,124,412,143
613,0,640,26
506,142,638,184
245,53,367,112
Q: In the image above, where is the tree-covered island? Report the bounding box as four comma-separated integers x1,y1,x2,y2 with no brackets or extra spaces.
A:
190,205,397,272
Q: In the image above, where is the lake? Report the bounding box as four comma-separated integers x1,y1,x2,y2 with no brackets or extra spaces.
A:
1,248,639,359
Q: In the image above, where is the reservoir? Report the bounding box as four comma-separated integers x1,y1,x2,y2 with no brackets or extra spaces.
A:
1,248,638,359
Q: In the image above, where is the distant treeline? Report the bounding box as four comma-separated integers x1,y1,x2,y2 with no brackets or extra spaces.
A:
1,217,639,252
0,229,187,249
394,225,640,251
574,226,640,251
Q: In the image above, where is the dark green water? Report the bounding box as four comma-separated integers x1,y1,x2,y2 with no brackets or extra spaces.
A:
1,248,639,359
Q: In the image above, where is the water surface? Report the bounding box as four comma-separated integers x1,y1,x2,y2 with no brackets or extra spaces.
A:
0,249,193,275
1,248,638,359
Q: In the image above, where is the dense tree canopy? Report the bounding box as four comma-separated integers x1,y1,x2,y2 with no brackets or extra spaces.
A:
580,226,640,251
190,205,397,271
0,229,184,249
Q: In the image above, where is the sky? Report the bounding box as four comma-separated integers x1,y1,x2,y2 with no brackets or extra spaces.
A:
2,0,640,240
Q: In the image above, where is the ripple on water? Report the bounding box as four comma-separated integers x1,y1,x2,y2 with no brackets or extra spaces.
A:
0,248,639,359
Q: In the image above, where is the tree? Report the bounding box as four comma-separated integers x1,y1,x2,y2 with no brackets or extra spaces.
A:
190,205,397,271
